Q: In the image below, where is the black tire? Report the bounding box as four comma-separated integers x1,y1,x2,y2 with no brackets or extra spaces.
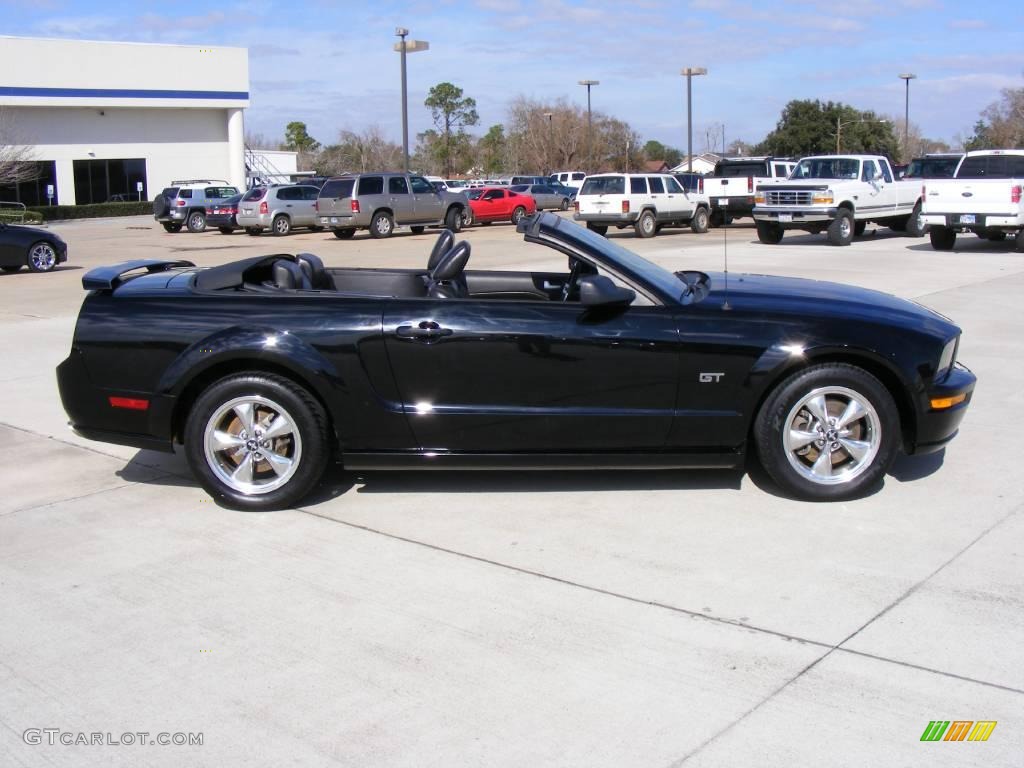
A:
333,228,356,240
218,227,234,235
586,222,607,236
756,221,784,244
246,227,262,236
2,265,21,273
186,210,207,233
152,196,170,218
272,215,291,236
510,206,527,226
691,206,710,234
184,372,330,511
370,211,394,238
754,363,899,501
161,222,183,233
634,210,657,238
461,207,474,228
854,220,867,237
559,197,570,211
445,206,464,233
827,210,854,246
310,225,324,232
27,241,58,273
709,210,725,228
985,231,1007,242
929,226,956,251
410,225,426,234
906,202,927,237
888,217,908,233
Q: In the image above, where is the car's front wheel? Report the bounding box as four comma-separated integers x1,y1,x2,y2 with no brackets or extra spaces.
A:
445,206,464,233
184,373,330,511
755,364,899,500
186,211,207,233
27,242,58,272
756,221,784,244
906,202,927,237
827,210,854,246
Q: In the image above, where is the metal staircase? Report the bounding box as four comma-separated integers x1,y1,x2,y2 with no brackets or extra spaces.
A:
245,148,311,187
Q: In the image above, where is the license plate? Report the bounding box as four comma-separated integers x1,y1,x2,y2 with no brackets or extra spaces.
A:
243,208,252,214
718,198,729,206
328,217,337,224
959,214,976,224
778,213,793,222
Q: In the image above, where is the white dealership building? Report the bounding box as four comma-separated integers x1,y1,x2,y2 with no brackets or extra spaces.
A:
0,36,250,206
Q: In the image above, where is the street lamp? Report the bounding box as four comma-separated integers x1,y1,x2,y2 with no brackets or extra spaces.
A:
543,112,554,173
835,117,888,153
578,80,599,171
681,67,707,172
394,27,429,171
898,73,917,162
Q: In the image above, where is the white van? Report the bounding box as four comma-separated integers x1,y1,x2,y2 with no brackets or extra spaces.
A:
549,171,587,190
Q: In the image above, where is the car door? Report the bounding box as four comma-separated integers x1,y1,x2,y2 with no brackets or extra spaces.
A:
476,189,505,221
533,185,558,209
297,186,320,225
387,176,415,224
382,298,680,451
0,224,24,265
861,160,897,215
410,175,443,223
663,176,692,218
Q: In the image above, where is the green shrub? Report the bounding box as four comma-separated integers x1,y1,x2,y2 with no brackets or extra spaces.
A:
26,201,153,221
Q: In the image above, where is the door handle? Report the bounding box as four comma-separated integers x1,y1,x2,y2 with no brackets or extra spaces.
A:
396,321,453,340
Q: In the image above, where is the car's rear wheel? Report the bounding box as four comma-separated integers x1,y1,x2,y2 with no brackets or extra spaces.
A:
559,197,570,211
691,206,709,234
906,202,926,237
756,221,784,244
161,222,183,233
827,210,854,246
461,207,474,228
410,225,426,234
27,242,58,272
218,227,234,235
586,222,608,236
510,206,527,226
333,228,356,239
635,210,657,238
186,211,207,233
929,226,956,251
246,227,262,236
445,206,464,233
370,211,394,238
272,215,291,236
184,373,330,511
755,364,899,500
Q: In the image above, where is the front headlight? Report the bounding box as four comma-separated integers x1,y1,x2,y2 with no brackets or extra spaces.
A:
936,336,958,379
812,191,834,204
754,192,765,204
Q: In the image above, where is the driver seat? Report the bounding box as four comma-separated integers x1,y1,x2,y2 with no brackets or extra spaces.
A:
425,240,470,299
427,229,455,271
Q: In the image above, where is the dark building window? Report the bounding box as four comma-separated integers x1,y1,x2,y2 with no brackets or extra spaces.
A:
0,161,58,207
72,158,147,204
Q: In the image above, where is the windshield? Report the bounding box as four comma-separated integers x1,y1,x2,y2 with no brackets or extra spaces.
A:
580,176,625,195
465,189,484,200
791,158,860,180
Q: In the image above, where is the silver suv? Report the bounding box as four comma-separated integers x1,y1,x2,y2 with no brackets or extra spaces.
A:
236,184,322,236
316,173,471,239
152,180,240,233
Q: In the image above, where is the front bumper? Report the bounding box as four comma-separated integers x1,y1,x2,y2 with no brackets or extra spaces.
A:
911,362,977,454
573,212,639,224
753,206,837,225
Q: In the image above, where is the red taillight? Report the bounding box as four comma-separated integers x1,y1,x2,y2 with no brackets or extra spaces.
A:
922,184,926,201
698,177,704,194
259,201,268,214
747,176,753,194
621,200,630,213
176,200,185,206
351,200,360,213
109,396,149,411
1012,185,1021,204
573,201,579,213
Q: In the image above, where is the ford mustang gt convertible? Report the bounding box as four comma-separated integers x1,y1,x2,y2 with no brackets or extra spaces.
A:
57,212,975,510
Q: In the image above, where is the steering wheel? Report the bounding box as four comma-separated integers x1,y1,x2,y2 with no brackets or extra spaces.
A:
560,259,583,302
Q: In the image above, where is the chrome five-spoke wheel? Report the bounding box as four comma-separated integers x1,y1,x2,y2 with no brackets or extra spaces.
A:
783,386,880,485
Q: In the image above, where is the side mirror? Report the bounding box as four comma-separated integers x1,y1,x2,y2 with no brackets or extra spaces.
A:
578,275,635,308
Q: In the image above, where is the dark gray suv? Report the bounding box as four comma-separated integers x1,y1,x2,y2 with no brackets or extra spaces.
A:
316,173,471,239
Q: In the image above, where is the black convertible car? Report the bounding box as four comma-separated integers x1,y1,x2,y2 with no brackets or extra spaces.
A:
0,221,67,273
57,212,975,509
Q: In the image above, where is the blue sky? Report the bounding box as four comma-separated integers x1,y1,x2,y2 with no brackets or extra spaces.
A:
5,0,1023,150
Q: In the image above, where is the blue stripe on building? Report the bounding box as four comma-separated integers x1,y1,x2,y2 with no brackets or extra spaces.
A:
0,86,248,100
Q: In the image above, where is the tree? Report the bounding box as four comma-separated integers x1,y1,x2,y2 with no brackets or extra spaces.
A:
963,85,1024,150
755,100,898,158
643,140,682,167
283,121,320,153
0,108,39,187
476,124,508,175
317,126,402,175
424,82,479,177
887,117,951,162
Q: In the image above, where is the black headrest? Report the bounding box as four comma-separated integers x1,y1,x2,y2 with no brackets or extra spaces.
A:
427,229,455,271
296,252,332,289
430,240,470,281
272,259,309,290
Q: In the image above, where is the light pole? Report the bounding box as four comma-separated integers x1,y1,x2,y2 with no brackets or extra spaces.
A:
835,117,888,153
393,28,429,171
898,73,917,162
543,111,553,173
578,80,599,171
681,67,707,172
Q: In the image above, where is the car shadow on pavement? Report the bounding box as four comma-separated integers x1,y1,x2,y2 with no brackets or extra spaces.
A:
904,240,1018,253
888,449,945,482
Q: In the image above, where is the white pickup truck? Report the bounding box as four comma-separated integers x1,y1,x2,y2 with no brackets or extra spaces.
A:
920,149,1024,252
752,154,925,246
702,156,795,226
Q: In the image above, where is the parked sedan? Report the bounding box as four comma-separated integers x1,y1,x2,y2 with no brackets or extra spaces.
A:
509,184,573,211
236,184,323,236
208,194,243,234
467,187,537,225
57,212,975,510
0,221,68,273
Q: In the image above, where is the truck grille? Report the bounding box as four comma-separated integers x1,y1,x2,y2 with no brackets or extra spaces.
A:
766,189,813,206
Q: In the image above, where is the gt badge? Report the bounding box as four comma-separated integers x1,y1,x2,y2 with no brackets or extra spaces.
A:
699,372,725,383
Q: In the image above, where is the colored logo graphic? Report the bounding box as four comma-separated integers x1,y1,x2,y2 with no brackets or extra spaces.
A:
921,721,997,742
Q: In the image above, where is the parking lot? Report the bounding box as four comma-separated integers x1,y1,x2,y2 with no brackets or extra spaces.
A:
1,215,1022,766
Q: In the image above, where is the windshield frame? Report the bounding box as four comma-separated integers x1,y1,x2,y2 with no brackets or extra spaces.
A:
791,157,862,180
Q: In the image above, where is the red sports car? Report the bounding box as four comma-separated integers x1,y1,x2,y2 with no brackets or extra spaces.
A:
466,186,537,226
